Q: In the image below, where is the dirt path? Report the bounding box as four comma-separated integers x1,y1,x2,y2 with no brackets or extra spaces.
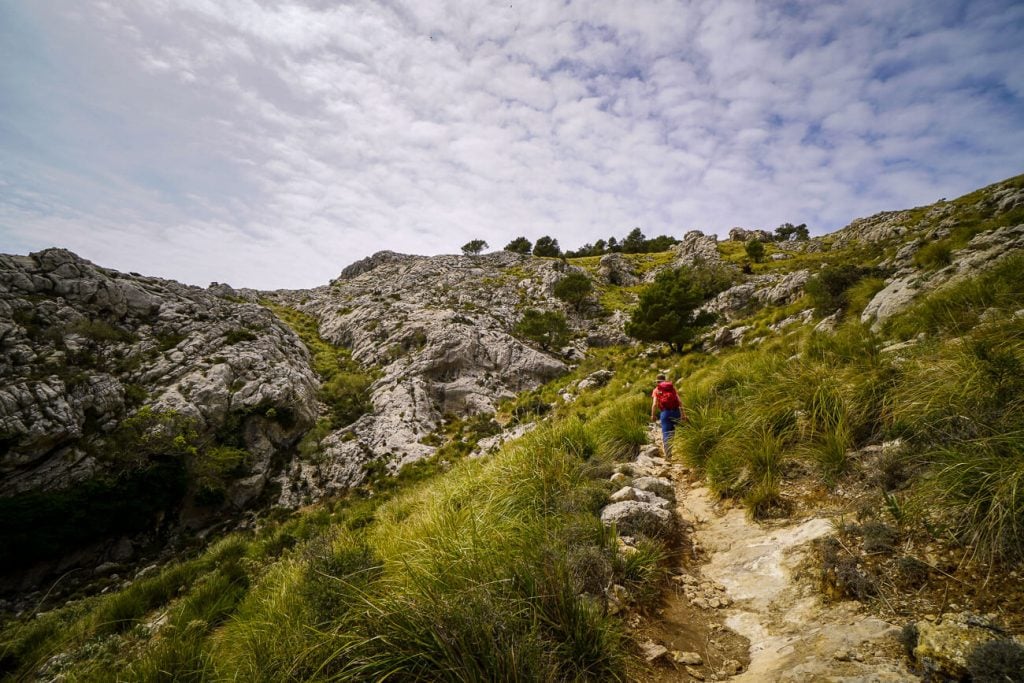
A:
670,477,917,682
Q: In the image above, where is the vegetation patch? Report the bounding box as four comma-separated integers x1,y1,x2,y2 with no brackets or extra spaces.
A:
263,302,375,428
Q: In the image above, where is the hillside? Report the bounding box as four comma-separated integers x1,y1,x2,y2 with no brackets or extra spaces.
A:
1,173,1023,681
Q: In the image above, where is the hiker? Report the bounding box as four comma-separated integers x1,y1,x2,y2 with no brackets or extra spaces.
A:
650,374,682,457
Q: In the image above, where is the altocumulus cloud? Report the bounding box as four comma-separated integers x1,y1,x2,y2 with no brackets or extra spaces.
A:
0,0,1022,288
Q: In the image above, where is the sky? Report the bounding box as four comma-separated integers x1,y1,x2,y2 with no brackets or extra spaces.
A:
1,1,1022,290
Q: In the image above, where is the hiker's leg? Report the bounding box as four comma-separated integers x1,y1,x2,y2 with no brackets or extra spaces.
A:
660,408,681,457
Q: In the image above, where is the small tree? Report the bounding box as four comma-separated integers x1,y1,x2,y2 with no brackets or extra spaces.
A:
625,266,716,352
775,222,809,241
805,264,866,316
504,236,532,254
515,309,570,351
533,236,561,257
553,271,593,312
462,239,488,256
745,238,765,263
621,227,647,253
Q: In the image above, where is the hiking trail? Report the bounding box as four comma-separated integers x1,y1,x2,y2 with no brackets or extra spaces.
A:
639,427,916,682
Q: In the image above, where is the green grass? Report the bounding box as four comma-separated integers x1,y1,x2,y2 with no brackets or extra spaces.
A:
2,393,670,681
883,252,1024,339
263,302,375,429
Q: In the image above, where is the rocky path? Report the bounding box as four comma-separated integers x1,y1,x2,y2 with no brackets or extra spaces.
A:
675,483,915,682
604,430,920,680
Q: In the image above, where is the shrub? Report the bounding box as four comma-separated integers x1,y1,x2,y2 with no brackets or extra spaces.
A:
553,271,594,312
532,235,561,257
514,308,570,351
816,537,877,601
223,328,258,345
504,236,532,254
624,266,717,352
804,264,870,316
912,239,953,270
65,318,133,343
321,372,374,428
461,239,488,255
745,238,765,263
966,639,1024,683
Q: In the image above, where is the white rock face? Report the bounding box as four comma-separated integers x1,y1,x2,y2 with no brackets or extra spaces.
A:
269,251,603,502
597,253,639,286
667,231,723,272
0,248,318,502
600,500,673,536
862,223,1024,329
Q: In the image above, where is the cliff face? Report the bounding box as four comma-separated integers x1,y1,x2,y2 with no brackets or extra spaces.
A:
0,249,320,575
267,251,584,502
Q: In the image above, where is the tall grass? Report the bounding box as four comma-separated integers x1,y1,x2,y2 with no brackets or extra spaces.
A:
883,252,1024,339
591,395,649,460
17,399,666,681
924,435,1024,562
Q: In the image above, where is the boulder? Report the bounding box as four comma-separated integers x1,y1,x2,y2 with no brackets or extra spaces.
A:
577,369,613,392
600,500,673,536
631,476,675,501
754,270,811,306
669,231,723,270
597,253,639,286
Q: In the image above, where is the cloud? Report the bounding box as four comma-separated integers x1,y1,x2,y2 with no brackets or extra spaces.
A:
0,0,1022,289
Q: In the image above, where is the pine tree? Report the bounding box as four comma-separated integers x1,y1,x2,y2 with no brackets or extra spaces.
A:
625,266,716,352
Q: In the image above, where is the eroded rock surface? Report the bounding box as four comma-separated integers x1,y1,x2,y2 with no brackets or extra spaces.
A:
0,249,318,502
269,251,595,502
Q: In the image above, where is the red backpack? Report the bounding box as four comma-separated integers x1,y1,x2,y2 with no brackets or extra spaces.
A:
654,381,680,410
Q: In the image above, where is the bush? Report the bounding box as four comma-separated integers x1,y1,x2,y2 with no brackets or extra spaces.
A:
912,239,953,270
624,266,717,352
514,308,570,351
804,264,873,316
322,372,374,428
532,235,561,257
966,639,1024,683
745,238,765,263
223,328,258,345
553,271,594,312
504,236,532,254
461,239,488,255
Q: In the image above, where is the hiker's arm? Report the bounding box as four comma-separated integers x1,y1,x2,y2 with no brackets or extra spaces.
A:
650,396,658,421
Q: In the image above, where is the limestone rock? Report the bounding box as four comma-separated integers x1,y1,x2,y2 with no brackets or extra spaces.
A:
600,500,673,536
910,613,1018,681
673,651,703,666
862,223,1024,329
631,476,675,501
729,227,773,243
754,270,810,306
609,486,638,503
597,253,639,286
669,231,723,270
0,249,318,499
577,369,613,392
268,250,604,503
640,640,669,662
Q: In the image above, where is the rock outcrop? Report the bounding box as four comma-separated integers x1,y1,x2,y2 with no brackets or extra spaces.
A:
270,251,589,502
669,231,723,270
861,223,1024,329
728,227,773,242
0,249,318,503
597,253,639,286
